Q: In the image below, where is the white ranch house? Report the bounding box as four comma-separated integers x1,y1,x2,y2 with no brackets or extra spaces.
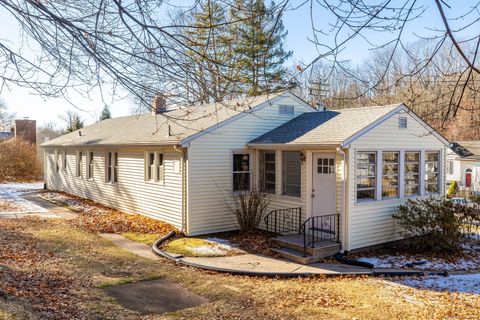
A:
42,91,450,260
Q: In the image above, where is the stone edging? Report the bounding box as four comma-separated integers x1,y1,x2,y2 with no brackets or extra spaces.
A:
151,232,429,278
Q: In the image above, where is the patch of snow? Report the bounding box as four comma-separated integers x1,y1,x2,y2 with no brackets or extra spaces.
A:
357,252,480,271
205,237,239,247
192,245,230,256
184,238,244,256
399,273,480,294
0,182,48,213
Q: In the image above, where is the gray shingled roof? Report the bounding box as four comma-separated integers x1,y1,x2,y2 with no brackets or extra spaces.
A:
42,92,287,147
451,141,480,160
250,104,403,145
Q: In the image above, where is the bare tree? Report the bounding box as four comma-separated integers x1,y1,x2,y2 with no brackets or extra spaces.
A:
0,99,15,131
59,111,84,134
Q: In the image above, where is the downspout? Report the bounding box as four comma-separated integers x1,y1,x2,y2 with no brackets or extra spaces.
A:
336,146,347,253
173,145,187,234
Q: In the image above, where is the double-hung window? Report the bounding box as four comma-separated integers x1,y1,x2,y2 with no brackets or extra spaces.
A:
145,151,164,183
425,151,439,194
282,151,301,197
232,153,251,192
404,152,420,196
76,151,83,177
260,151,276,194
106,151,118,183
382,152,399,198
356,152,376,201
87,151,94,179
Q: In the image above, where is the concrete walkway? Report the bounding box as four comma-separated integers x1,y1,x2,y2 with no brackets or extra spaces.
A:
101,232,425,277
0,192,78,219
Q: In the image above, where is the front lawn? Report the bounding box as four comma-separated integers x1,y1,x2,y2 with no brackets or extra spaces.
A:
1,218,479,319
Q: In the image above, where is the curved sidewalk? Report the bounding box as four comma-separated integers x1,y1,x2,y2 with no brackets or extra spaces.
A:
102,233,425,277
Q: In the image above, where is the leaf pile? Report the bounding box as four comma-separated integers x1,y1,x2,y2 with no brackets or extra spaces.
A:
0,219,93,319
41,191,176,235
229,229,280,256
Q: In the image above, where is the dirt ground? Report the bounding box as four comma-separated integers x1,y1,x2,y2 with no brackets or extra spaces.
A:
0,218,479,320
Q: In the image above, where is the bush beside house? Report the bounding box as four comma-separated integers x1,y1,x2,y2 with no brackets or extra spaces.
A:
0,138,41,182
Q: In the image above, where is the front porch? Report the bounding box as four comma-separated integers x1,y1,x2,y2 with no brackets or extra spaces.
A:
263,207,341,264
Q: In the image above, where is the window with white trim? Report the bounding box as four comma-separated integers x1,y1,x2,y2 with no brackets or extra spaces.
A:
317,157,335,174
76,151,82,177
447,160,454,175
404,152,420,196
260,151,276,194
232,153,251,192
356,152,376,201
282,151,301,197
382,152,399,199
87,151,94,179
145,151,164,183
106,151,118,183
425,151,439,194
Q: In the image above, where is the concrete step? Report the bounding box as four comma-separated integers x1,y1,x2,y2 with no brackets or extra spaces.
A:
271,244,341,265
271,236,340,256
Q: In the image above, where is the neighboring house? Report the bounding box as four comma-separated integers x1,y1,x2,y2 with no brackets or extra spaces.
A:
42,91,450,255
0,131,13,141
447,141,480,192
37,128,62,172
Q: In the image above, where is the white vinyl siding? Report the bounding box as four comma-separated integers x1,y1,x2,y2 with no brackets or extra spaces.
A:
347,111,447,250
45,147,184,229
187,96,313,235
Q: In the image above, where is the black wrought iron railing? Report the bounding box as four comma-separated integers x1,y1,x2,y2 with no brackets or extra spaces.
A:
302,214,340,255
264,207,302,234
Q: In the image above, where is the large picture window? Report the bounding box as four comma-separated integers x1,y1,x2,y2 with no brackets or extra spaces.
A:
356,152,376,201
282,151,301,197
425,151,439,194
260,151,276,194
233,153,250,192
405,152,420,196
382,152,399,198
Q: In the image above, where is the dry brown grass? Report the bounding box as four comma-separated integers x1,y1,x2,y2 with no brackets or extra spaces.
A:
0,200,19,212
0,218,479,319
0,139,41,182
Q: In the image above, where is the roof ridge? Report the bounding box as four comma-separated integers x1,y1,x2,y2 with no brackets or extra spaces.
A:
331,103,402,112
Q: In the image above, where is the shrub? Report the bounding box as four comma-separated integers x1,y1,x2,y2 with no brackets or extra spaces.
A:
228,189,270,234
0,138,41,182
447,181,458,198
393,197,465,252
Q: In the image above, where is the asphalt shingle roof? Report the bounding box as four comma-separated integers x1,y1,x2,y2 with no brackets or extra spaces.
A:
451,141,480,160
42,92,286,147
250,104,403,145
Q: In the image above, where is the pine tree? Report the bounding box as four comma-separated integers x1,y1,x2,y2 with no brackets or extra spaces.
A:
230,0,292,96
183,0,237,103
100,105,112,121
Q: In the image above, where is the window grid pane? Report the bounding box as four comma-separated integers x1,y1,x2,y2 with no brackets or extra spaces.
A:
404,152,420,196
260,151,276,194
425,152,439,194
233,153,250,192
382,152,399,199
356,152,376,201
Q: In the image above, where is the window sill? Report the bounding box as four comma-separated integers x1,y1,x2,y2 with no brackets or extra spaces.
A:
145,180,165,186
355,194,440,206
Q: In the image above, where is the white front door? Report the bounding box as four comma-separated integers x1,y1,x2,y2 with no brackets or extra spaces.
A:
311,153,336,217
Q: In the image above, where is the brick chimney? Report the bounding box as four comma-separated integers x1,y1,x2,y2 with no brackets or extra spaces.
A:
12,118,36,144
151,93,167,115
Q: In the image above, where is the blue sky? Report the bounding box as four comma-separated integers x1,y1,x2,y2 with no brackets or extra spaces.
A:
0,0,476,128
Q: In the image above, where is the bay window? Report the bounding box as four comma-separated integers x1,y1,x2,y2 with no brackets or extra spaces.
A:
233,153,251,192
356,152,376,201
404,152,420,196
283,151,301,197
425,151,439,194
260,151,276,194
382,152,399,198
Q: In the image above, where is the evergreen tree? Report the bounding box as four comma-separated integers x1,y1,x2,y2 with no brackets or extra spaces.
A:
60,111,84,134
230,0,292,96
99,105,112,121
183,0,237,103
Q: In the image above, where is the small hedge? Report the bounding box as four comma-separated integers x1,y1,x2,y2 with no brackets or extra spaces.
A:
393,197,475,253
